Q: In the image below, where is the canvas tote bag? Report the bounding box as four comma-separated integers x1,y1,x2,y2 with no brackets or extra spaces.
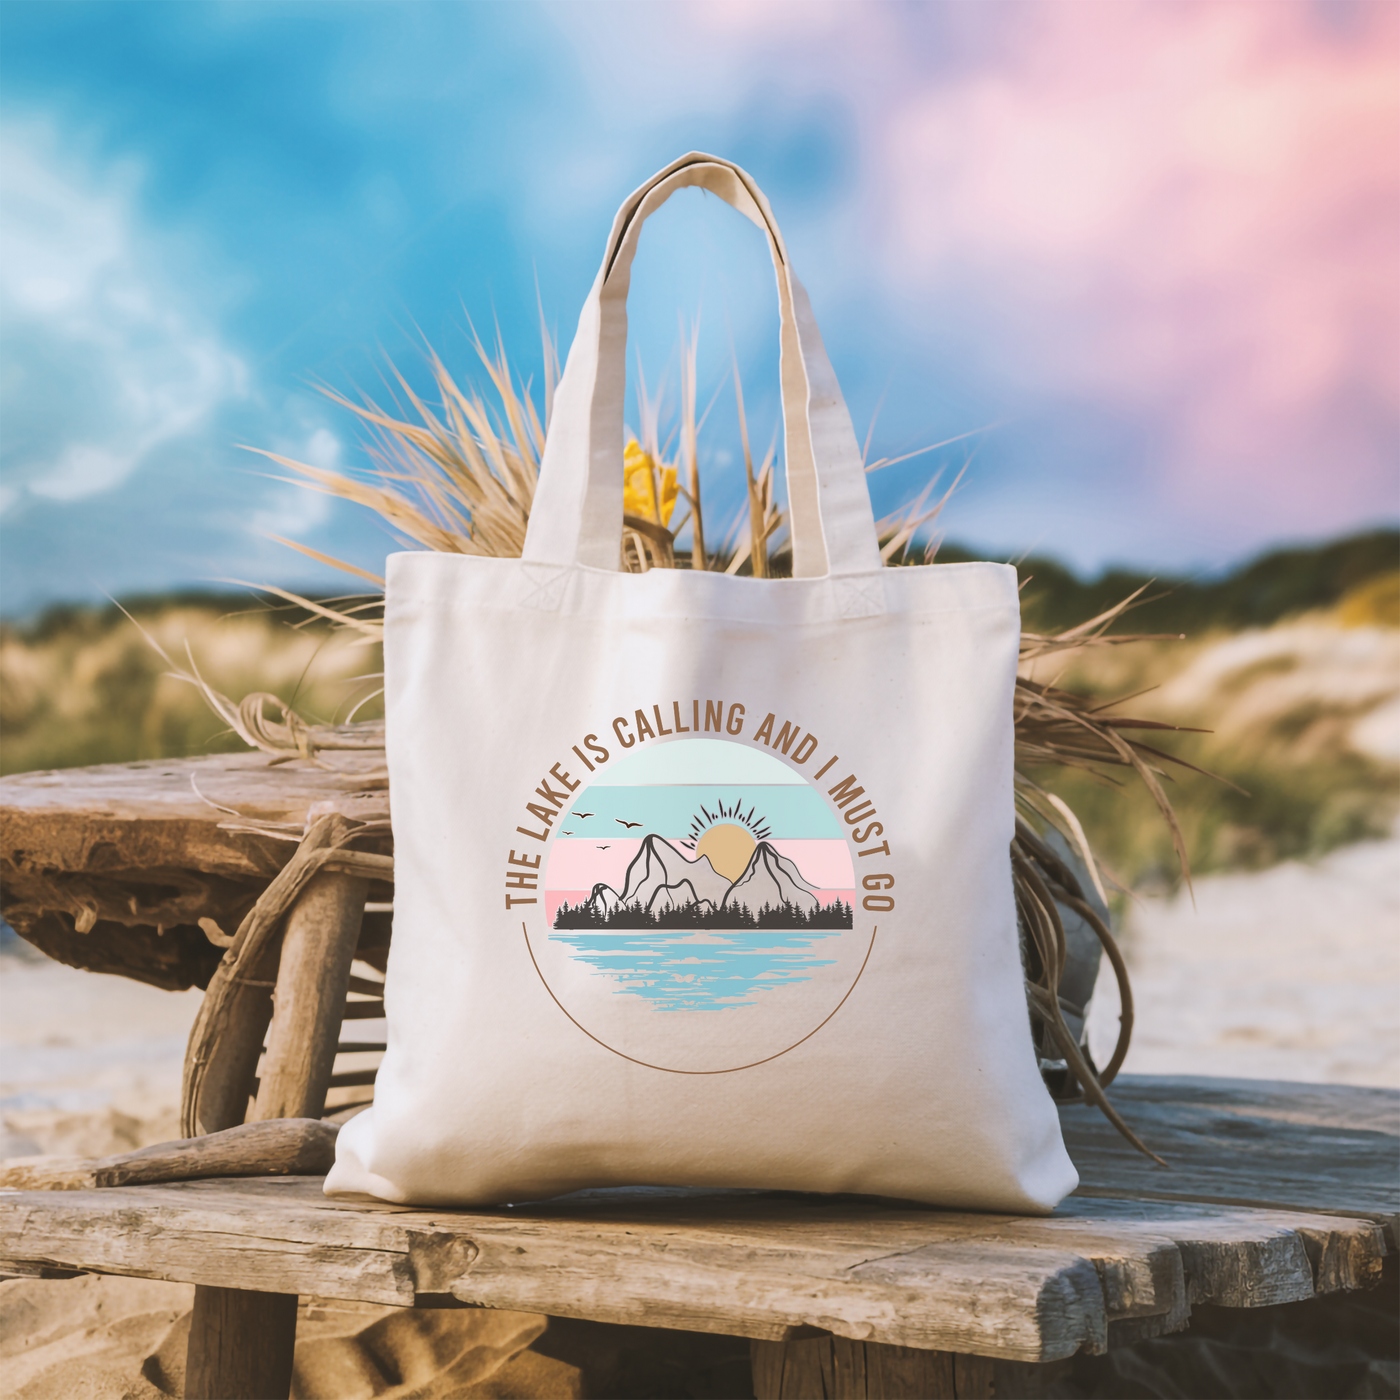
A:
326,153,1078,1213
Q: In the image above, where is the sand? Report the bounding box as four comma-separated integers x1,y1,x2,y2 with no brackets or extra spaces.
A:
1087,826,1400,1090
0,952,202,1160
0,1274,753,1399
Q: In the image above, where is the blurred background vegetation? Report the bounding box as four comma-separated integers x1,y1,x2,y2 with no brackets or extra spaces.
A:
1,529,1394,897
1011,527,1399,890
0,595,383,777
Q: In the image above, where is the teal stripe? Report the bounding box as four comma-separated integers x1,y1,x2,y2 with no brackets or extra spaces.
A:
556,783,842,840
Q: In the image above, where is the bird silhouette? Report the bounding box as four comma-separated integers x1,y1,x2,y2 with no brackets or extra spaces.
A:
596,844,611,850
562,830,575,836
573,811,595,819
615,819,642,829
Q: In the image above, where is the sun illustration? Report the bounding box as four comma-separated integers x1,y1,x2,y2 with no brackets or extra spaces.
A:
694,823,755,881
684,800,771,881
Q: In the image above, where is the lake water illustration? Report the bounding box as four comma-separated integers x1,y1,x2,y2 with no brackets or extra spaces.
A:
547,927,843,1012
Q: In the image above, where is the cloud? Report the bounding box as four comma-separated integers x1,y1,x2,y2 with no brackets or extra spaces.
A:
247,423,340,542
0,122,248,514
4,1,1391,607
866,3,1399,512
646,1,1399,537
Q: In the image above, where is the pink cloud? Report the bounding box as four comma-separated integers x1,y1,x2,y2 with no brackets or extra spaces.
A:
770,838,854,891
868,3,1398,513
664,0,1399,533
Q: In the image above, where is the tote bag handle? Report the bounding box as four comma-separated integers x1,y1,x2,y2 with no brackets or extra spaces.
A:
522,153,882,579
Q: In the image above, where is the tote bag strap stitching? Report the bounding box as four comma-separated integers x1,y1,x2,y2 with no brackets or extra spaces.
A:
836,575,887,620
522,153,883,584
519,562,569,612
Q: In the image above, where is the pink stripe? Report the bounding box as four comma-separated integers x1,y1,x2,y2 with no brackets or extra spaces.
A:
547,837,854,896
545,838,643,893
770,839,855,890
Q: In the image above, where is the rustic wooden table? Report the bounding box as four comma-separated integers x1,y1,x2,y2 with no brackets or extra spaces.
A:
0,747,393,990
3,752,1396,1399
2,1076,1395,1397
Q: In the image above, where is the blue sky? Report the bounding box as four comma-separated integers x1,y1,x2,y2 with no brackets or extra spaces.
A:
2,1,1395,615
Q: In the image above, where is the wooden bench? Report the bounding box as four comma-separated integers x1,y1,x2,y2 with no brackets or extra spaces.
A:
3,752,1396,1398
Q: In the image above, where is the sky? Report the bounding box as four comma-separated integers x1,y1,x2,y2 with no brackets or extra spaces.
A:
1,0,1396,615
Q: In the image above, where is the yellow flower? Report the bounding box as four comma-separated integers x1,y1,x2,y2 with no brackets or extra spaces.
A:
622,438,678,526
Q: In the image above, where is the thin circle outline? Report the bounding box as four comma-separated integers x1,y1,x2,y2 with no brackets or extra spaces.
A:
523,922,877,1074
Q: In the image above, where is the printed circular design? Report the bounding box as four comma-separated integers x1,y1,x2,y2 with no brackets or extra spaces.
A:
528,735,875,1073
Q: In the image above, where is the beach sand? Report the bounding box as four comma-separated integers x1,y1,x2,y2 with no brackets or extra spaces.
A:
1088,826,1400,1091
0,949,201,1161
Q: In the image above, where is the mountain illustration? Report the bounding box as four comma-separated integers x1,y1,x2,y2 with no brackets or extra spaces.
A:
725,841,819,914
593,834,733,916
558,834,848,931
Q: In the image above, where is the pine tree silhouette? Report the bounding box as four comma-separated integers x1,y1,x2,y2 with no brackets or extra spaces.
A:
553,891,853,932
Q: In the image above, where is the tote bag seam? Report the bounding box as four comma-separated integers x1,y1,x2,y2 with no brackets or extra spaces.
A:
388,592,1021,621
390,550,1010,574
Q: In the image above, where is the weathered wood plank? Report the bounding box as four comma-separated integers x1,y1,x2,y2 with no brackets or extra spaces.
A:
0,1179,422,1305
339,999,386,1019
0,749,387,859
0,1260,83,1281
1047,1196,1387,1303
0,1176,1385,1362
869,1341,958,1399
450,1219,1106,1359
0,747,390,987
494,1180,1385,1317
1063,1075,1400,1239
952,1353,996,1398
326,1067,379,1089
750,1335,791,1399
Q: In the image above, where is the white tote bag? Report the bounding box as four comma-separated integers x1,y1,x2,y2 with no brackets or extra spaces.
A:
326,154,1078,1213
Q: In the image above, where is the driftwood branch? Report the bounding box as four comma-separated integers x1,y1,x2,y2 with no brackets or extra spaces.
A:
0,1118,338,1192
181,817,393,1137
251,816,369,1121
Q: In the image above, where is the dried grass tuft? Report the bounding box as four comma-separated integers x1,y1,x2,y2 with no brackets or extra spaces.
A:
247,329,549,593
